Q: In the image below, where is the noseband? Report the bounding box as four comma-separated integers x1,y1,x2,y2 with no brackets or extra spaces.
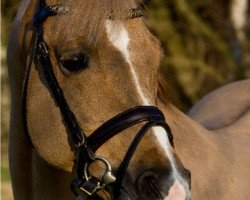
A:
24,0,174,199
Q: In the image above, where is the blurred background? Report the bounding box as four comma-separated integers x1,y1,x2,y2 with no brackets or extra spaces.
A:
1,0,249,199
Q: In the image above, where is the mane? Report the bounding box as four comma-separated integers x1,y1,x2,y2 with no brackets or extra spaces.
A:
52,0,141,47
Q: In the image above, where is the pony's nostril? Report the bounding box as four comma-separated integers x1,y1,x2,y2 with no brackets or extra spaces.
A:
136,170,170,200
145,176,163,198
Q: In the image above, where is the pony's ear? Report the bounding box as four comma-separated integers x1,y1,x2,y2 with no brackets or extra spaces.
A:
157,74,171,105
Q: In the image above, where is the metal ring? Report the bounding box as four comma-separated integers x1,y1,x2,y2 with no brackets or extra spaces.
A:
83,156,116,190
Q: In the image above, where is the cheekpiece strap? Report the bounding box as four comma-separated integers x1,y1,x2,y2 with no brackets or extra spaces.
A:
33,1,86,149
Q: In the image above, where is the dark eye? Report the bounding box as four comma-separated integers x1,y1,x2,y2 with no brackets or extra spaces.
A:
60,54,89,72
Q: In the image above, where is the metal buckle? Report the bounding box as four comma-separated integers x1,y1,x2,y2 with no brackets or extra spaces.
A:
84,156,116,187
71,156,116,197
80,156,116,195
79,176,101,196
71,176,100,197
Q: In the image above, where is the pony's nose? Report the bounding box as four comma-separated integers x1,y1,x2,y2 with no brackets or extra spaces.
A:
136,169,190,200
136,169,171,199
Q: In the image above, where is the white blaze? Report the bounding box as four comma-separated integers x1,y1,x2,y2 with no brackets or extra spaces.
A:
105,20,150,105
105,20,189,199
153,127,190,200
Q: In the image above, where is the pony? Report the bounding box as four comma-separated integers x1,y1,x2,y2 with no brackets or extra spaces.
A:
7,0,250,199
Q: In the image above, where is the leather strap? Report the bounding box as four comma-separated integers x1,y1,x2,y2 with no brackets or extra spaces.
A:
36,40,86,147
113,121,155,198
87,106,172,152
34,3,87,149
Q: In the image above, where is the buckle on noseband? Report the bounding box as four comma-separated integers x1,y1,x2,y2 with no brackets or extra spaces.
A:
71,177,99,197
72,156,116,196
84,156,116,188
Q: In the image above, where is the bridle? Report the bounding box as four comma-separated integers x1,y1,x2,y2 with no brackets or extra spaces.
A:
23,0,174,199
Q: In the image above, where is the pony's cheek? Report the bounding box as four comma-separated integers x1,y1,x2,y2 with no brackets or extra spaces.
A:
164,181,186,200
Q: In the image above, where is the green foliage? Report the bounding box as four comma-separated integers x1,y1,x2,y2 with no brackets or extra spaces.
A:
1,165,11,182
145,0,249,110
1,165,13,200
1,0,21,46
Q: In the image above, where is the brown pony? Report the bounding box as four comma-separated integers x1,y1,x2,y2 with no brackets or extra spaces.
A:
7,0,250,200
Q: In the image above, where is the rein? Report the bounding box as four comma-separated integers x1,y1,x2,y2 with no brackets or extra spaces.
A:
23,1,174,199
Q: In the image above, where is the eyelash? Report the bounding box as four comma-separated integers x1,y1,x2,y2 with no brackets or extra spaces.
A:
60,54,89,72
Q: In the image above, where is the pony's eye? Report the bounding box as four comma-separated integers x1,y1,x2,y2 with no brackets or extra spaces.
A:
60,55,89,72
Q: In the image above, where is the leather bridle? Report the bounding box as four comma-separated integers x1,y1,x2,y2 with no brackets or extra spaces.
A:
23,0,174,199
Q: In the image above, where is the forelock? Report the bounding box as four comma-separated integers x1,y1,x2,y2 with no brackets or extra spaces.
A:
50,0,141,48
